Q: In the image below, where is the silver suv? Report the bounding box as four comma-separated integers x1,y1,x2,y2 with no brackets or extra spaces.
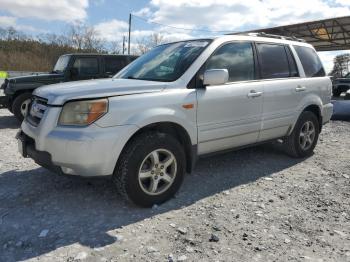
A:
18,35,333,207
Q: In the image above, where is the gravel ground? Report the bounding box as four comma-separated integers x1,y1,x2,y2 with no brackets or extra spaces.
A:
0,109,349,262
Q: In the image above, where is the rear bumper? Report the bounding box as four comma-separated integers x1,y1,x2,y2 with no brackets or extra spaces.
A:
322,103,333,124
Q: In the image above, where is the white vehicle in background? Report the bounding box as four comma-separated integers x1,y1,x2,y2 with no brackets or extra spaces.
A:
18,34,333,207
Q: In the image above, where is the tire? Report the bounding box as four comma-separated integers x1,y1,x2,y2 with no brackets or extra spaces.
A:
345,93,350,100
113,132,186,207
283,111,320,158
7,103,13,113
12,93,32,122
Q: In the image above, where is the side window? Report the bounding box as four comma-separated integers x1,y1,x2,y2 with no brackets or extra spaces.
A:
293,46,325,77
72,58,99,75
256,43,290,79
105,57,125,74
206,42,255,82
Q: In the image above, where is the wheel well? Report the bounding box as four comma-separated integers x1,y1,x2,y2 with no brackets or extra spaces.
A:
125,122,195,173
337,85,350,92
11,90,32,104
303,105,322,131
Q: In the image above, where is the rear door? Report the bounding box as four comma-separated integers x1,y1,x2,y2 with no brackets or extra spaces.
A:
104,56,127,77
255,43,302,141
196,41,264,155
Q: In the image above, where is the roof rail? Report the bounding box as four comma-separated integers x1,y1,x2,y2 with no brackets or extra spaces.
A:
240,32,306,43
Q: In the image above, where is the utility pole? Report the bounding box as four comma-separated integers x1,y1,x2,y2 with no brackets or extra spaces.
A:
122,36,125,54
128,13,131,55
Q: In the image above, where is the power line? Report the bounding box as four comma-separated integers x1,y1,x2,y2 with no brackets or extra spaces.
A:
131,14,237,34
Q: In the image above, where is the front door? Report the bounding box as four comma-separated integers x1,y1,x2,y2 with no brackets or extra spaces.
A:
196,41,263,155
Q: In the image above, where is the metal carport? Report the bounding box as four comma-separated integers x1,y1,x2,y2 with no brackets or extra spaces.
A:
231,16,350,51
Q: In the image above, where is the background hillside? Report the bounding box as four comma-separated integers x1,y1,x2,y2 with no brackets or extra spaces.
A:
0,25,108,72
0,25,165,72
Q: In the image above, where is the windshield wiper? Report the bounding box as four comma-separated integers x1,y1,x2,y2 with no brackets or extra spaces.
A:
51,70,63,74
127,76,138,79
126,76,168,82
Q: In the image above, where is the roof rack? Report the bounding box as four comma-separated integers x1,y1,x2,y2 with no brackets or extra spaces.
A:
240,32,306,43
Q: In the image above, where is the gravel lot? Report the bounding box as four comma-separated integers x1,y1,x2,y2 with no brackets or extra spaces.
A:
0,108,349,262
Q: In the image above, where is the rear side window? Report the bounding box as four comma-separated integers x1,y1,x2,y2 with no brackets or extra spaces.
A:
206,42,255,82
73,58,99,75
256,43,291,79
105,57,126,74
293,46,325,77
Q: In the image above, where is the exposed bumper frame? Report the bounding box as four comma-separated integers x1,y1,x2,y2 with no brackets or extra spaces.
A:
16,131,63,175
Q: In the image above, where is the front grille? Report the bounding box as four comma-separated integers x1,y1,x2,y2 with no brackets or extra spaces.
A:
26,96,48,126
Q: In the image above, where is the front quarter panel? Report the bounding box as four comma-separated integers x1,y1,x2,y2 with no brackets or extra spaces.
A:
95,89,198,145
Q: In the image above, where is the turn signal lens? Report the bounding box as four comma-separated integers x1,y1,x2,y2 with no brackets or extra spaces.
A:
58,98,108,126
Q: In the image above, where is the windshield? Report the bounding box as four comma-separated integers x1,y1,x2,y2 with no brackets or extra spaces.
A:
116,40,211,82
53,55,70,73
345,72,350,78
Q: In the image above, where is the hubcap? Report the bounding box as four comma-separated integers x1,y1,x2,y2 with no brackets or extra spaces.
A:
138,149,177,196
299,121,315,151
20,99,31,117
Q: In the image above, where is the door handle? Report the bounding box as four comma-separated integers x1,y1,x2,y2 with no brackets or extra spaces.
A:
247,90,263,98
295,86,306,92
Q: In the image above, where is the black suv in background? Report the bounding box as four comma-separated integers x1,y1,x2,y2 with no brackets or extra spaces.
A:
332,72,350,97
0,54,138,121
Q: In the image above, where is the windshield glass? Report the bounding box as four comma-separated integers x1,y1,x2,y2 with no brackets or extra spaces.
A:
53,55,70,72
345,72,350,78
116,40,211,82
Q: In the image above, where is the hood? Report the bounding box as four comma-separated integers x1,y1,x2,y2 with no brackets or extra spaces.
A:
9,73,64,84
34,78,167,105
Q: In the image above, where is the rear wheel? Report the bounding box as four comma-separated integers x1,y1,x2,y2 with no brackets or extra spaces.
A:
113,132,186,207
12,93,32,122
283,111,319,158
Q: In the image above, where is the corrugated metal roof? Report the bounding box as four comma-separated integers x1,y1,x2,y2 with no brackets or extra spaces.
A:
230,16,350,51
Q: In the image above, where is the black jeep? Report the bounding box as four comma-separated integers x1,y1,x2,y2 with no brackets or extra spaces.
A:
0,53,137,121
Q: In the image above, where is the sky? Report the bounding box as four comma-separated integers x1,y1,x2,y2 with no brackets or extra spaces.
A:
0,0,349,73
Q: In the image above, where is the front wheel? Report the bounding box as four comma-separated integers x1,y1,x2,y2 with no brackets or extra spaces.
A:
283,111,320,158
12,93,32,122
113,132,186,207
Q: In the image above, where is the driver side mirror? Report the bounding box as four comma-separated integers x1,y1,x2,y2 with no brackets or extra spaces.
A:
203,69,229,86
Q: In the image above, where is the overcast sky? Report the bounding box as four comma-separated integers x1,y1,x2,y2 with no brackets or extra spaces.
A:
0,0,349,73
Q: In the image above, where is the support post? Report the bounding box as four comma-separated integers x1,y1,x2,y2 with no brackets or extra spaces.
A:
128,14,131,55
122,36,125,54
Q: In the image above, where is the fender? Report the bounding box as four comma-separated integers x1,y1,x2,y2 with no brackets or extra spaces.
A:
103,111,197,176
124,107,197,145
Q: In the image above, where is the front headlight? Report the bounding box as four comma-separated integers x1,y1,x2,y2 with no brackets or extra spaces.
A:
58,98,108,126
